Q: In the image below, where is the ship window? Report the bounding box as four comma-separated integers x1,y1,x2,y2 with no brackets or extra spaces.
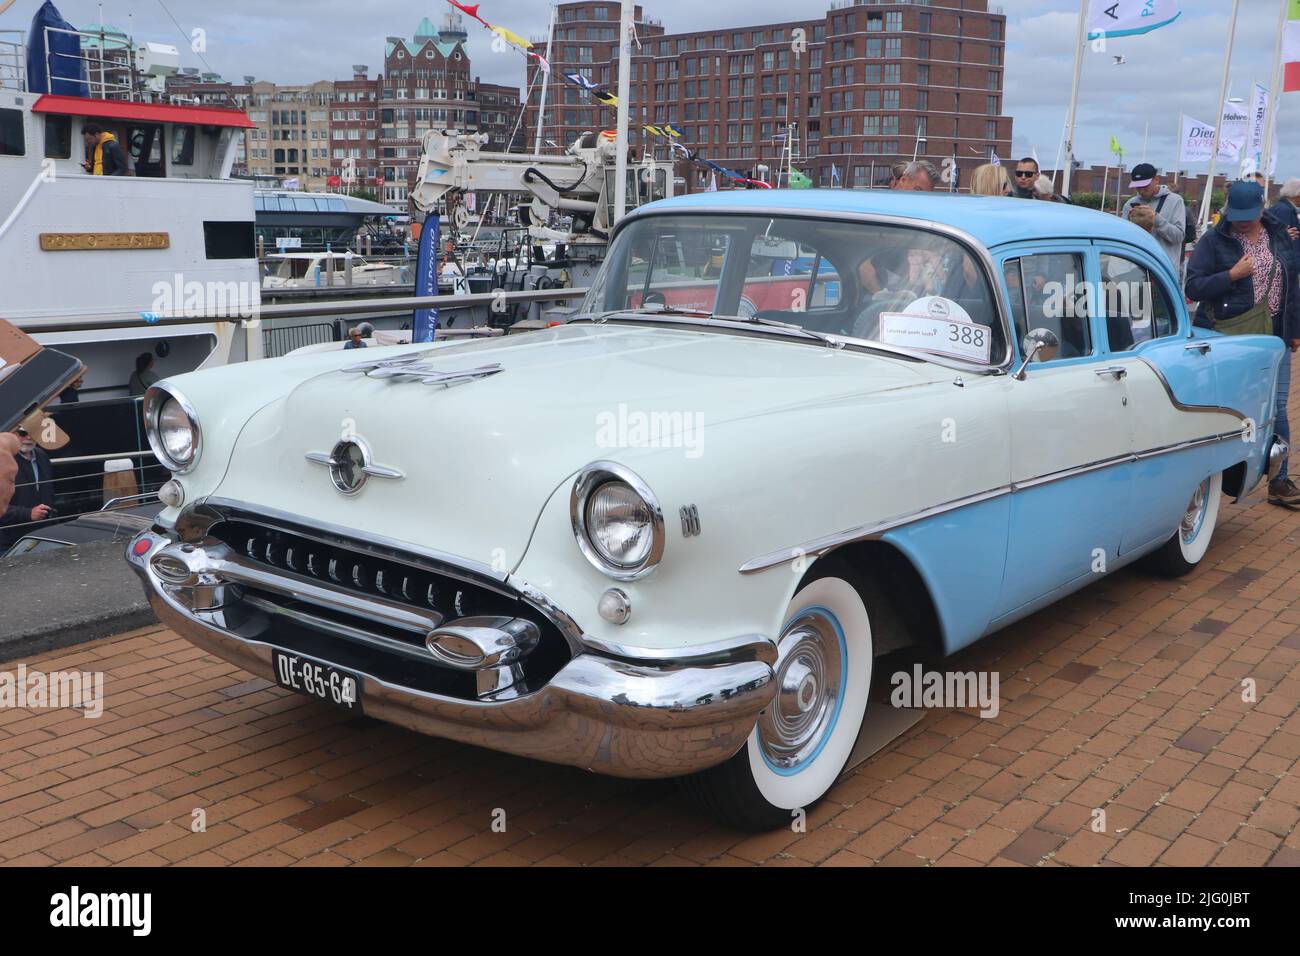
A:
0,108,23,156
44,115,71,159
203,221,256,259
171,125,196,166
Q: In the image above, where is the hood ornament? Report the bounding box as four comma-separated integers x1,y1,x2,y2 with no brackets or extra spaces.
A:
344,355,503,387
305,435,404,496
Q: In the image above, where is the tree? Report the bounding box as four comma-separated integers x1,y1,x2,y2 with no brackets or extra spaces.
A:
348,188,380,203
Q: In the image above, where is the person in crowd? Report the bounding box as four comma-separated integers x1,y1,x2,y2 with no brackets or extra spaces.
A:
80,123,127,176
1012,157,1040,198
1186,180,1300,508
127,353,158,396
0,425,56,550
0,433,17,517
892,160,939,192
969,163,1014,197
1127,203,1157,234
58,370,85,403
343,326,368,349
1121,163,1185,269
887,161,909,188
1267,178,1300,254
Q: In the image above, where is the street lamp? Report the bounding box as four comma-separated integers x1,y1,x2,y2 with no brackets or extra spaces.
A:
912,136,927,163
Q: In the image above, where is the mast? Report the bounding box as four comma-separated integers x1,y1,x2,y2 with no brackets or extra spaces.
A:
1201,0,1242,232
533,3,557,154
1060,0,1088,199
612,0,632,222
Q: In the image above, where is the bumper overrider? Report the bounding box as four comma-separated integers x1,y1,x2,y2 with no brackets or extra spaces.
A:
125,522,777,779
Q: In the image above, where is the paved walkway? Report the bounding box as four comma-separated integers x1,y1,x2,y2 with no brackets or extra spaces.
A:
2,492,1298,867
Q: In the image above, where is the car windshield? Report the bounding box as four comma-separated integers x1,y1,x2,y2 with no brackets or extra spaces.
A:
581,213,1006,366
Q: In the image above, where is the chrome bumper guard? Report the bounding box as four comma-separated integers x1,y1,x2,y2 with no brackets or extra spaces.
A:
126,528,776,779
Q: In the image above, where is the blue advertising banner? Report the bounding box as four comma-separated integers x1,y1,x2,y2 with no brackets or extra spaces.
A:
412,215,440,342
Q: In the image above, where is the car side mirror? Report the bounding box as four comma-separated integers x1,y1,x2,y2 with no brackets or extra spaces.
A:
1013,328,1060,380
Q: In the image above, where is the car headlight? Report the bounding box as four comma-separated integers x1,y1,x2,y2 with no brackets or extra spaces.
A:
571,461,665,580
143,384,201,473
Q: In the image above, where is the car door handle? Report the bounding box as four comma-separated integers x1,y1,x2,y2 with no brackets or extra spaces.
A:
1184,341,1212,353
1094,366,1128,380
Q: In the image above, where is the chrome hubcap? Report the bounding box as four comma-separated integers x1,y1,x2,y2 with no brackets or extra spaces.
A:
1180,479,1210,543
760,608,843,771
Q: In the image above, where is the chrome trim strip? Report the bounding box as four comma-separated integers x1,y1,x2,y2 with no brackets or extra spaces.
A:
241,592,436,664
580,633,779,668
739,430,1248,574
603,205,1016,375
1137,357,1249,421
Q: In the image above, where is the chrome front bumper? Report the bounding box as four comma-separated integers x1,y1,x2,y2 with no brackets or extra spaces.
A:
126,528,776,779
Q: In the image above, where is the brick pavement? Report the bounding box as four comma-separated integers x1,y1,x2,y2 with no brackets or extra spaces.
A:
2,482,1298,867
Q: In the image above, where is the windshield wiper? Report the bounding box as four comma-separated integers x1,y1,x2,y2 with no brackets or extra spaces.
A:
742,315,844,349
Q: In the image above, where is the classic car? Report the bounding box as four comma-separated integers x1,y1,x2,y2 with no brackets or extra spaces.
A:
126,190,1286,829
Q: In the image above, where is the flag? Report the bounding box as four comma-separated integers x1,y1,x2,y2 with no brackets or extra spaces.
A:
830,164,840,185
490,24,531,52
1219,99,1248,161
643,124,665,137
590,89,619,107
531,52,550,74
1285,0,1300,92
563,71,599,92
707,172,717,192
283,177,299,190
788,169,812,189
1109,134,1123,158
1247,82,1269,170
663,123,684,138
1031,146,1040,167
413,214,440,342
1087,0,1181,40
991,152,1001,166
447,1,489,27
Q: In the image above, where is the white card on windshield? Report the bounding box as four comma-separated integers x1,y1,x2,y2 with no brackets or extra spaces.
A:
878,312,992,363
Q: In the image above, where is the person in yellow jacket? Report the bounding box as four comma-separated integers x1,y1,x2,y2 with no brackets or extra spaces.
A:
80,123,127,175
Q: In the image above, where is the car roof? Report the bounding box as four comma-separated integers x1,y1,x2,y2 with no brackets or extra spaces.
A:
633,188,1168,258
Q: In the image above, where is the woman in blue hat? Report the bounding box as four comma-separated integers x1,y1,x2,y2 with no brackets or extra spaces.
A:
1187,180,1300,507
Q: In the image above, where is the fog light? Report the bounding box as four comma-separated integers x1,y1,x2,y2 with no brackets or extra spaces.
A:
131,536,153,557
158,479,185,509
597,588,631,625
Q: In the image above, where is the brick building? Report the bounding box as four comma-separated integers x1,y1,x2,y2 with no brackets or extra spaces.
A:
378,14,521,205
522,0,1012,190
331,66,383,193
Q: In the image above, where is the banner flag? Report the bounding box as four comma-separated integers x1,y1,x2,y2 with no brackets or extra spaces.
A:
412,215,440,343
1285,0,1300,92
1087,0,1182,40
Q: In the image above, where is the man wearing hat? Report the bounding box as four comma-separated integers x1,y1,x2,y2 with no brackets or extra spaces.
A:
1121,163,1186,271
1186,179,1300,507
0,412,64,550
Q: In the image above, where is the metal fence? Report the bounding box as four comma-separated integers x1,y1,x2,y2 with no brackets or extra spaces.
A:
262,321,339,358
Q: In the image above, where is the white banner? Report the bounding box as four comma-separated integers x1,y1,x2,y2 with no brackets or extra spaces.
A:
1247,83,1269,165
1088,0,1182,39
1178,114,1228,163
1218,100,1248,162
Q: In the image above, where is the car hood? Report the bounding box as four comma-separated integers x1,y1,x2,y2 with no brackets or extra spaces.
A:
211,322,948,569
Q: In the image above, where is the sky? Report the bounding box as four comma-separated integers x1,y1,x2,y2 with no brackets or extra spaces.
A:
4,0,1294,178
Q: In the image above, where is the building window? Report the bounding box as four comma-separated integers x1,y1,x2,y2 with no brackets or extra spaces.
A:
920,13,932,34
987,95,1000,115
886,12,902,33
986,120,998,140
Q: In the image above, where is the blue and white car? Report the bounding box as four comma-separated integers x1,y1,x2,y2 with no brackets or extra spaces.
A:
126,190,1286,829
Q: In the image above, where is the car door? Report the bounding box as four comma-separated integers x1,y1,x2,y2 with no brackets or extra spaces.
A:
990,244,1134,626
1091,243,1213,555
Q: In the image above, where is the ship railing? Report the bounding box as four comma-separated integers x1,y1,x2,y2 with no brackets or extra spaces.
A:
0,31,25,93
39,25,139,101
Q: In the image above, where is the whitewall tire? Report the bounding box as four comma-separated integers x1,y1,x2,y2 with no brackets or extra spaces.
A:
679,561,875,830
1147,472,1222,576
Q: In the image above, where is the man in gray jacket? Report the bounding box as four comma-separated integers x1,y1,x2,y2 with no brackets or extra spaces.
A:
1121,163,1186,271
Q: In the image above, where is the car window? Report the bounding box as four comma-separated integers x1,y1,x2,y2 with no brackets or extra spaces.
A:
1099,253,1176,351
1003,252,1091,360
587,214,1006,365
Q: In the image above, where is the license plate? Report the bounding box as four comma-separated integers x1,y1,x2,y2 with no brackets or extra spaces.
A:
273,650,363,713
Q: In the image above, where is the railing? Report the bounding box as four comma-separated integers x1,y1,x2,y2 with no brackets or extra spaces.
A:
263,321,338,357
0,31,25,93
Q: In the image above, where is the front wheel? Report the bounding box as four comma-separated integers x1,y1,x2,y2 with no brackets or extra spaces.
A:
1145,472,1223,577
677,562,876,830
